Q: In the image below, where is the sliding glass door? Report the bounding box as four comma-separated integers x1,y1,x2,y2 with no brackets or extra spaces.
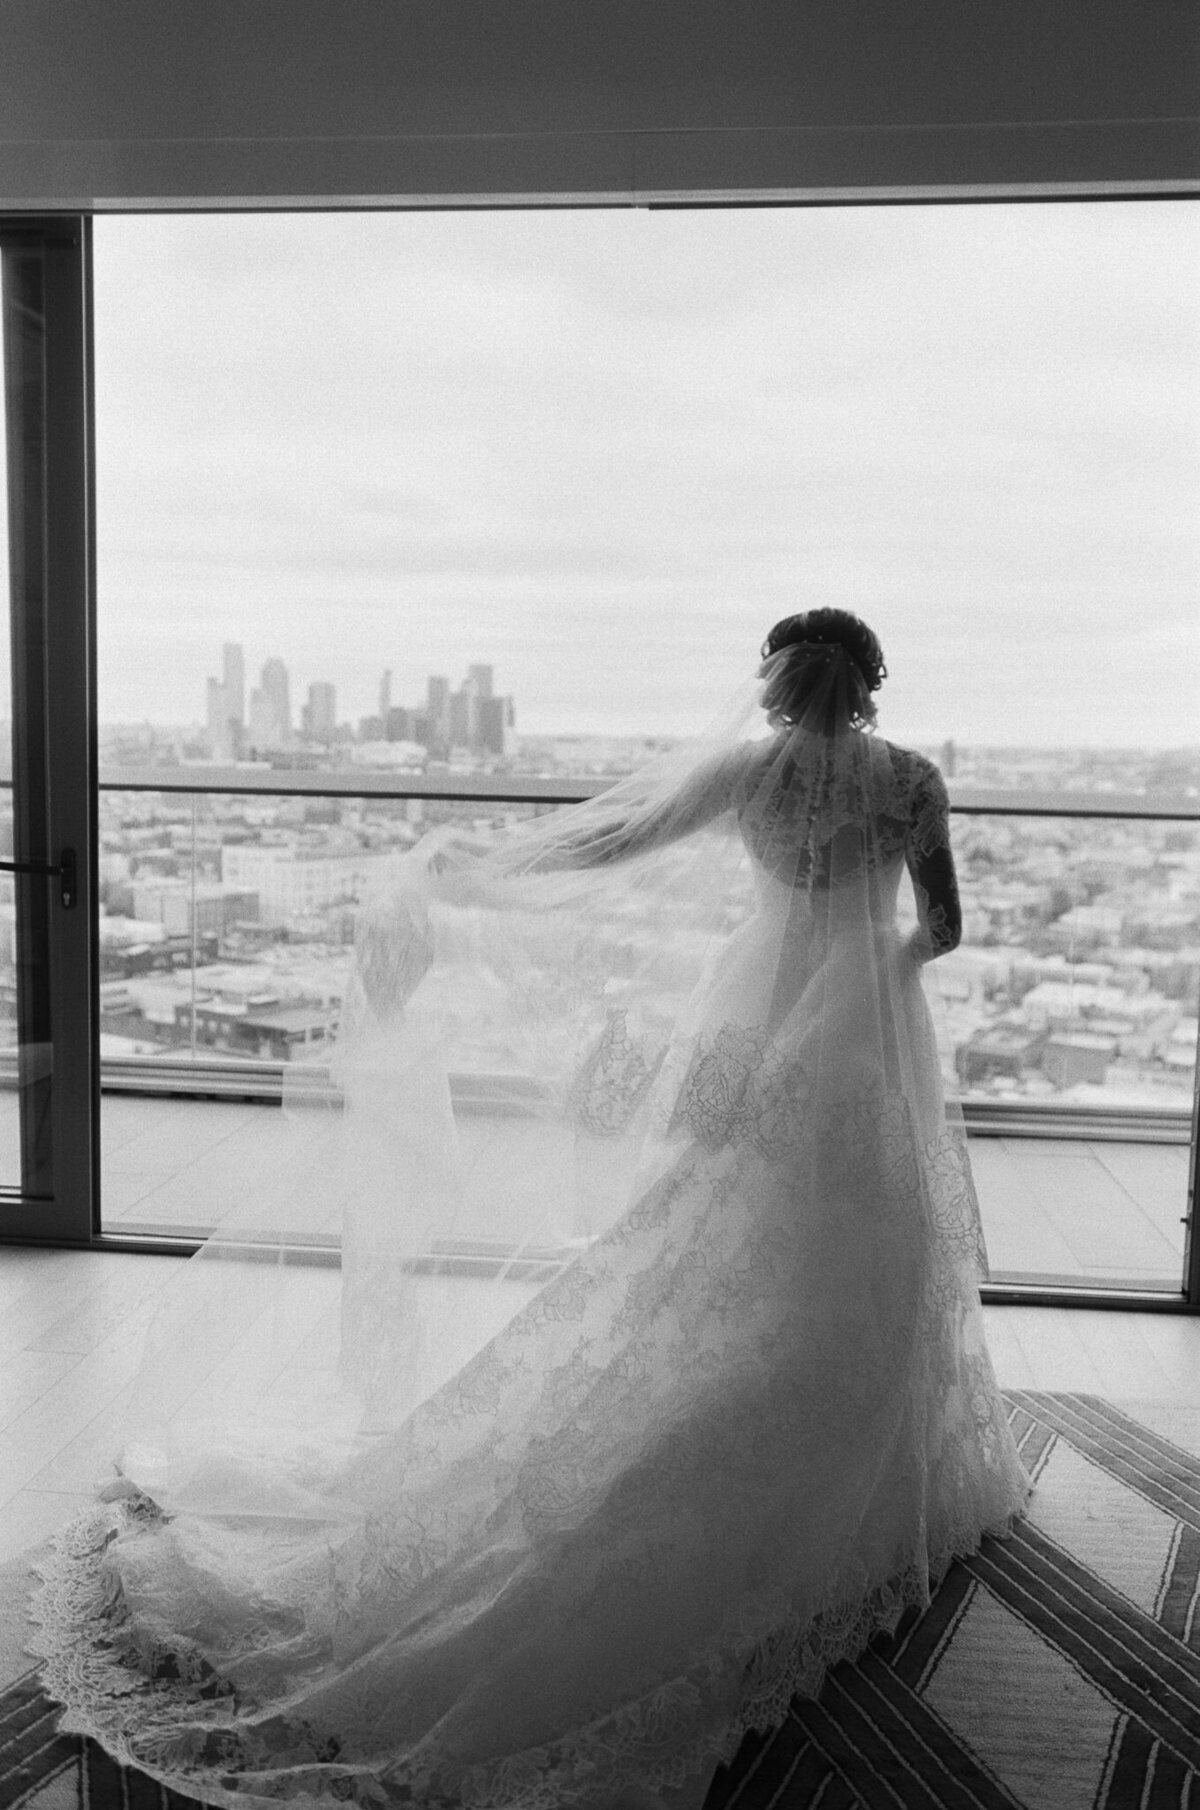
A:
0,219,96,1239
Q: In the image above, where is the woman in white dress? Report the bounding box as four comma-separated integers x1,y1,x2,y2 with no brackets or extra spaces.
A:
34,610,1030,1809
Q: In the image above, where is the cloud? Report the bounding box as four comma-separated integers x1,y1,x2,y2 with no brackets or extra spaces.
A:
90,203,1199,743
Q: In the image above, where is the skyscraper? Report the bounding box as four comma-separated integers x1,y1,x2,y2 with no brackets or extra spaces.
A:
263,659,291,737
360,663,514,758
476,694,510,756
447,665,513,756
223,643,245,732
302,681,337,742
427,675,450,739
206,676,229,755
248,658,292,748
448,689,472,749
205,641,246,759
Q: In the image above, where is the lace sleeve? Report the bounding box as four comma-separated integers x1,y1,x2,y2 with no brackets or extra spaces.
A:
905,760,961,961
908,760,952,859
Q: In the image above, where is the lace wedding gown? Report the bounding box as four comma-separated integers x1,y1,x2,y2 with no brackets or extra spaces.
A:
33,703,1031,1810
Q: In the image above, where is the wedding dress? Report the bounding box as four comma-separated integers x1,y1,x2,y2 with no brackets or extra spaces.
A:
32,646,1030,1809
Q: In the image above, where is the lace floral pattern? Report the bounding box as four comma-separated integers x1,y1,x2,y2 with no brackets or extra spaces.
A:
736,738,943,883
570,1009,663,1136
906,757,954,859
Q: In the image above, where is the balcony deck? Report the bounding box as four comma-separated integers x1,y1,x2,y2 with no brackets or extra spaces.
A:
85,1091,1193,1292
0,1080,1187,1289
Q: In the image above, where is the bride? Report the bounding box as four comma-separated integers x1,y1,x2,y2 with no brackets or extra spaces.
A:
33,609,1030,1809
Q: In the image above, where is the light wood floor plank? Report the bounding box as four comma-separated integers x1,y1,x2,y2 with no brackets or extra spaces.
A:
2,1250,1200,1559
976,1306,1109,1395
977,1310,1037,1388
0,1349,82,1435
0,1487,94,1565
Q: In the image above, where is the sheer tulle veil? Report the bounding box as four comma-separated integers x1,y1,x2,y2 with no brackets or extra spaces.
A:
32,638,1027,1810
112,641,981,1496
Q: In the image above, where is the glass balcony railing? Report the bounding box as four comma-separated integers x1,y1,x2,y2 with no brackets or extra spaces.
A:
79,767,1198,1134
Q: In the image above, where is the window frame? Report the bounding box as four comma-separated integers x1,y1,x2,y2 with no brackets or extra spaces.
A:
0,214,98,1241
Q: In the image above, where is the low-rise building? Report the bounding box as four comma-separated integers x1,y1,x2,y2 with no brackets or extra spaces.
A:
131,880,259,937
1156,1017,1199,1075
956,1024,1048,1086
221,845,386,926
173,997,339,1061
1041,1033,1115,1089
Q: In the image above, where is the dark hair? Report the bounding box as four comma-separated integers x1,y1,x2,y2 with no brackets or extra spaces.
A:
759,609,887,732
761,609,886,689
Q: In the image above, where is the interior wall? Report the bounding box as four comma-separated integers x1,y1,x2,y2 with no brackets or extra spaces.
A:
1,0,1197,208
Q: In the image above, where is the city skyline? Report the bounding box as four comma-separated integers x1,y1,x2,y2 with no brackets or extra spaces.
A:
89,638,1197,769
202,643,515,760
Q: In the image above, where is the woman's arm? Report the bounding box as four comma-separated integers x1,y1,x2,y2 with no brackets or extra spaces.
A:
904,764,962,963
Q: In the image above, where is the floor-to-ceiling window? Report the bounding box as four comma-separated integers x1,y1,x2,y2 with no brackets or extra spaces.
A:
4,202,1198,1291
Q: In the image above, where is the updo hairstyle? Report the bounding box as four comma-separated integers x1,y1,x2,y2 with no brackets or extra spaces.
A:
759,608,887,732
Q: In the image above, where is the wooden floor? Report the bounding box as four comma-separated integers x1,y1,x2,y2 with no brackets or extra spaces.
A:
2,1241,1200,1565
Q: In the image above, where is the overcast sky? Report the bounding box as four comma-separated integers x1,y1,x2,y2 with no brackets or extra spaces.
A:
86,201,1198,745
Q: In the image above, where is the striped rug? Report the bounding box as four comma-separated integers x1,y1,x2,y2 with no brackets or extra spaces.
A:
4,1392,1200,1809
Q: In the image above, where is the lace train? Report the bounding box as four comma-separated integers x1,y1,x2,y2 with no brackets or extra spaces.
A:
31,1485,1027,1810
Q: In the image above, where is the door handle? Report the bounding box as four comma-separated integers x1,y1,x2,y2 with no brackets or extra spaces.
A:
0,848,76,908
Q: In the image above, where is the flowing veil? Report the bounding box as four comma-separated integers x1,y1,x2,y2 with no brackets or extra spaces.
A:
32,644,1030,1808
